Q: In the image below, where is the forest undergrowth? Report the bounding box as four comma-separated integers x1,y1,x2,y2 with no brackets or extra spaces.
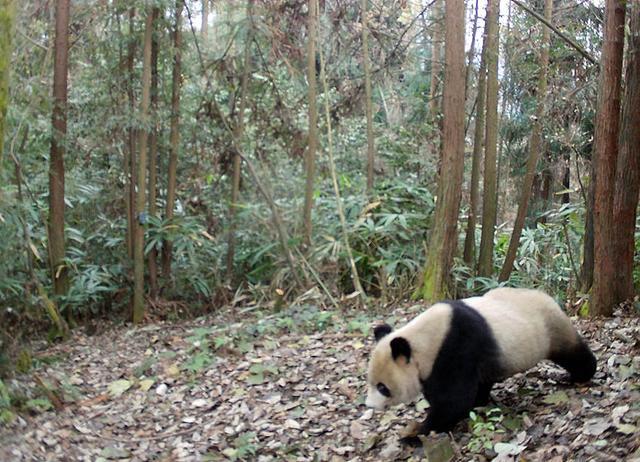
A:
0,299,638,461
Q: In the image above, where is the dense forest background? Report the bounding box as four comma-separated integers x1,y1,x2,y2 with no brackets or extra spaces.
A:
0,0,638,347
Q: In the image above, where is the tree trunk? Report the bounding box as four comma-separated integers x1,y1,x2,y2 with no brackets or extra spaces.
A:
415,0,465,302
362,0,375,194
126,7,136,260
428,0,442,122
499,0,552,283
0,0,15,159
591,0,626,317
302,0,318,246
147,7,160,299
561,150,570,204
48,0,70,299
462,6,487,267
226,0,253,281
201,0,209,41
581,177,595,291
612,2,640,304
162,1,183,281
477,0,500,277
132,10,154,324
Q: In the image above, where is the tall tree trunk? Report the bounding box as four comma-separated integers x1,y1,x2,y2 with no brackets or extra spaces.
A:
147,7,160,299
0,0,15,159
477,0,500,277
414,0,465,302
561,150,570,204
462,7,487,267
201,0,209,41
591,0,626,317
302,0,318,246
362,0,375,194
162,1,183,280
48,0,70,298
428,0,442,122
612,2,640,304
499,0,552,282
132,10,154,324
226,0,253,281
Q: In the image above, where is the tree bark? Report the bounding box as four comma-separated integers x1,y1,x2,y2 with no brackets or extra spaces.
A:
0,0,15,159
415,0,465,302
499,0,552,282
48,0,70,298
428,0,442,122
132,10,154,324
591,0,626,317
612,2,640,304
477,0,500,277
362,0,375,194
147,7,160,299
226,0,253,281
303,0,318,246
462,5,487,267
162,1,183,281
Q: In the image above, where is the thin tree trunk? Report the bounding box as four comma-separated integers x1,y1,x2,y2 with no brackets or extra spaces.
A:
318,42,366,304
201,0,209,41
362,0,375,194
611,2,640,304
303,0,318,246
126,7,136,260
477,0,500,277
162,1,183,281
0,0,15,160
462,7,487,267
48,0,70,298
591,0,626,317
464,0,479,96
415,0,465,302
499,0,552,283
132,11,154,324
561,150,570,204
147,7,160,299
226,0,254,281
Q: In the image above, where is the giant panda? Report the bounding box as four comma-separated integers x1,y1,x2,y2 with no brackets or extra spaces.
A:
365,288,597,445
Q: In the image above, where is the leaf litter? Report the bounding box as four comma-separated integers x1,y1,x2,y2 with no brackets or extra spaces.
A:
0,303,638,461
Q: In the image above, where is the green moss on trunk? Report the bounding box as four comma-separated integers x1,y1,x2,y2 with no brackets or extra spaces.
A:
0,0,15,156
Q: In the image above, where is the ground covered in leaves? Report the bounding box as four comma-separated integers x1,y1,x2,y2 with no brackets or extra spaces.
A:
1,301,639,461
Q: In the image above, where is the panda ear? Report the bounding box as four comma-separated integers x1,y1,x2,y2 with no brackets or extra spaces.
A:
390,337,411,363
373,324,393,342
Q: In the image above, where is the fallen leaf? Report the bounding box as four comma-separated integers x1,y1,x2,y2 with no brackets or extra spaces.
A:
107,379,132,397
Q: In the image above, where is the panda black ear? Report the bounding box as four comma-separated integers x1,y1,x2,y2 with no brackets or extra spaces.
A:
390,337,411,363
373,324,393,342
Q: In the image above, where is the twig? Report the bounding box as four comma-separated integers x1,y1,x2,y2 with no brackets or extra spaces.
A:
509,0,596,65
294,248,339,309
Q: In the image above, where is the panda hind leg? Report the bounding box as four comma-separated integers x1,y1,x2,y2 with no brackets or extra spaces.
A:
550,338,597,383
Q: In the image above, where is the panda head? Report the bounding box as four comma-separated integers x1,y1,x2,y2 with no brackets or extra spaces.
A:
365,323,422,409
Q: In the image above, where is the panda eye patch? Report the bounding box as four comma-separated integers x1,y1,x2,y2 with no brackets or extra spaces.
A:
377,383,391,397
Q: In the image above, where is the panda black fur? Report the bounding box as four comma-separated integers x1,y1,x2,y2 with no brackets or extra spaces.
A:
365,288,597,445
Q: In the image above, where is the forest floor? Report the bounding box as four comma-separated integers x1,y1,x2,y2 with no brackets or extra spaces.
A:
0,300,639,462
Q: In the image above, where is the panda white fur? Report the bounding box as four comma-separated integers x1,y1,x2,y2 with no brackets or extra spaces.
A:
365,288,597,444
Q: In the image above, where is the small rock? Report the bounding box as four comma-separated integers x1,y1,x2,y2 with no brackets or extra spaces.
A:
156,383,168,395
